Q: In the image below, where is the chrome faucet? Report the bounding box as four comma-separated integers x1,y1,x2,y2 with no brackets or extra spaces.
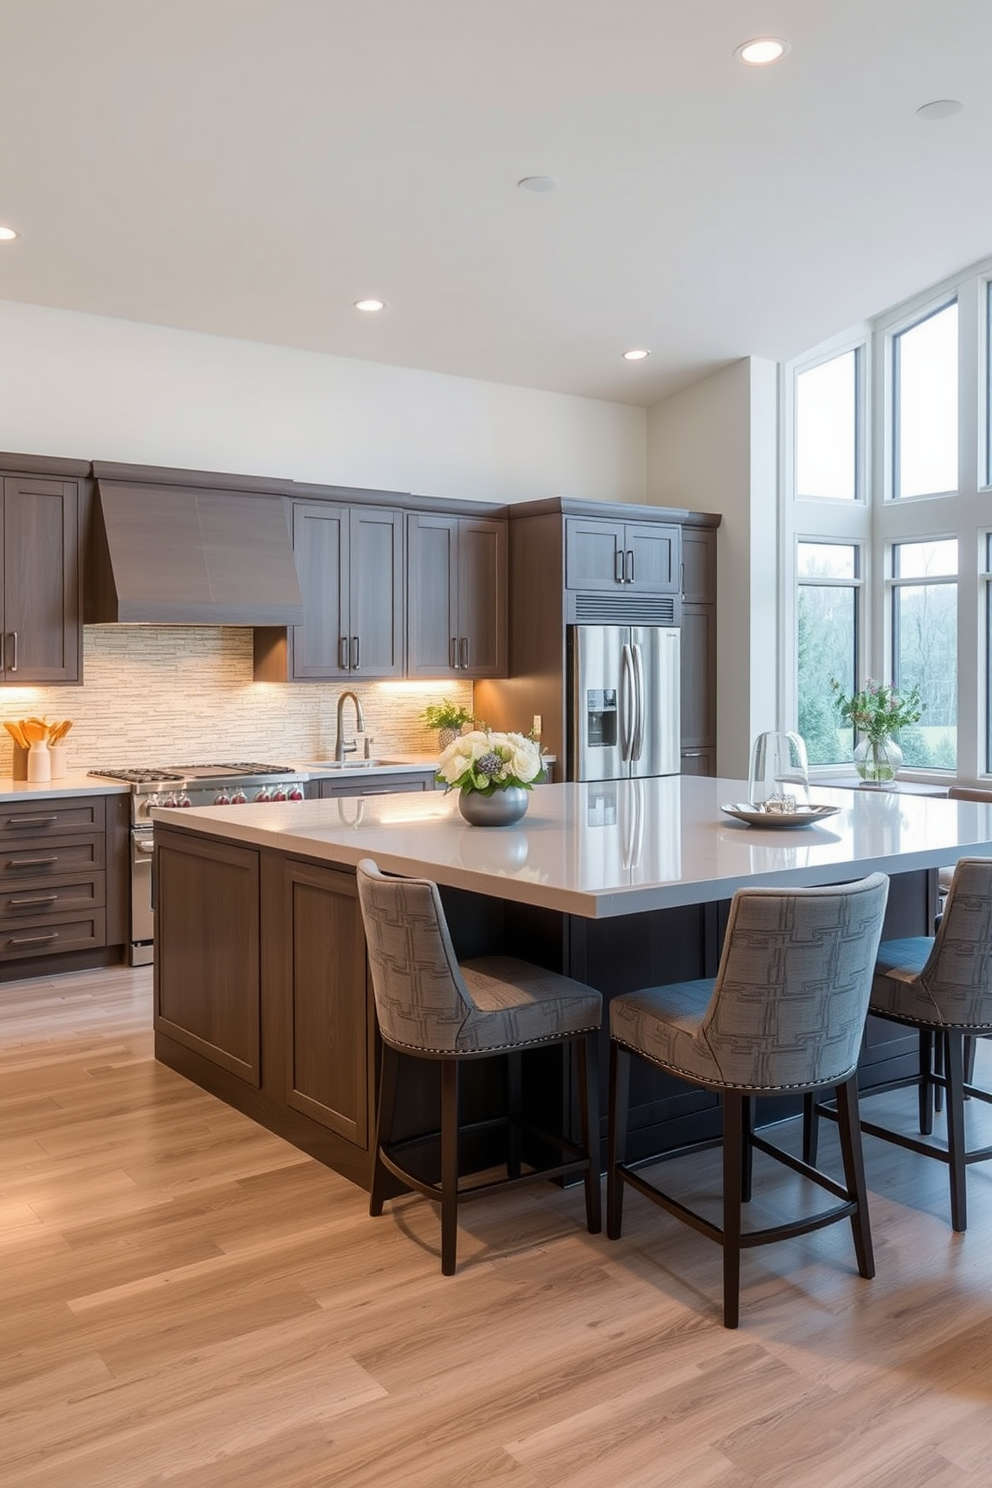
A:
334,691,366,762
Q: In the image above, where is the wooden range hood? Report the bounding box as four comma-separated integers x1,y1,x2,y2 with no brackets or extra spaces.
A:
85,475,304,626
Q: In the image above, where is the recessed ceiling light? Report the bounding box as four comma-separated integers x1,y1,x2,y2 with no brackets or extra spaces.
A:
916,99,964,121
517,176,558,193
734,37,791,66
354,298,385,313
0,225,18,241
623,349,650,362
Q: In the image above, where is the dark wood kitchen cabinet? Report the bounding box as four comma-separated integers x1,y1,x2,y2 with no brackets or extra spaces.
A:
0,474,81,684
254,502,404,682
406,512,507,678
565,515,680,594
679,520,717,776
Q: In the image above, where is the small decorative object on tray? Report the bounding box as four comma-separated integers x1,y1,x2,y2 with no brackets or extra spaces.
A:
436,728,543,827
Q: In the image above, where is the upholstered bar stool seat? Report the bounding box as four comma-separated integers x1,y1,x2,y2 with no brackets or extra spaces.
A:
809,857,992,1232
356,858,603,1274
609,874,889,1328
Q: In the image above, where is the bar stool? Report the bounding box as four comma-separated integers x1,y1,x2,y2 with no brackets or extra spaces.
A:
355,858,603,1274
808,856,992,1231
608,873,889,1327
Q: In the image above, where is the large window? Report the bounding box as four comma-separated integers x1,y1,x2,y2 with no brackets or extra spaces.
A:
797,542,859,764
893,300,958,499
891,539,957,769
796,350,860,500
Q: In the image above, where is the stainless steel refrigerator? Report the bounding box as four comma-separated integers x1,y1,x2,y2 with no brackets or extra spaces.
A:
567,625,681,781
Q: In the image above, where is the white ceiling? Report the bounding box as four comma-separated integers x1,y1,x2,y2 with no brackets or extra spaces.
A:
2,1,991,406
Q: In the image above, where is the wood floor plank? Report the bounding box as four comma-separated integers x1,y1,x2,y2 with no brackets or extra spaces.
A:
5,964,992,1486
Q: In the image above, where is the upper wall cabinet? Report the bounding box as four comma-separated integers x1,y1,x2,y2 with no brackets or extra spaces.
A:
0,475,81,684
254,503,404,682
565,517,680,593
406,513,507,678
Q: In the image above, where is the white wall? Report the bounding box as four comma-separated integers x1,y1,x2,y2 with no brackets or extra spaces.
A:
647,357,779,777
0,300,645,505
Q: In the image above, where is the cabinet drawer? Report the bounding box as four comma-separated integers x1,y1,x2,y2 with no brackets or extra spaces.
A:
319,772,434,798
0,876,105,924
0,836,105,881
0,909,107,960
0,797,106,836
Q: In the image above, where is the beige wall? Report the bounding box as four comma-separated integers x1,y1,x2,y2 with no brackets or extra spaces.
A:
0,299,645,505
647,356,778,777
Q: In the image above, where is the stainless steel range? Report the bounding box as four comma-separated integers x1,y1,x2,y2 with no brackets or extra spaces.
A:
88,763,307,965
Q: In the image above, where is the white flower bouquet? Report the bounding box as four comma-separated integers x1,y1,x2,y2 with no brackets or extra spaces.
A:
436,729,543,796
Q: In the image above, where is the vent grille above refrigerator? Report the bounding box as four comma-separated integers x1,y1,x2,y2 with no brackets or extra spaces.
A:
569,592,679,626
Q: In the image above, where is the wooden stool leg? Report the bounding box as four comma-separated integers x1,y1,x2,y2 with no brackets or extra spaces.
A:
577,1031,602,1234
370,1041,400,1217
722,1092,743,1329
440,1060,460,1274
802,1091,820,1166
919,1028,935,1135
834,1073,874,1279
945,1032,968,1232
934,1032,945,1114
740,1095,754,1203
506,1051,522,1179
607,1042,631,1240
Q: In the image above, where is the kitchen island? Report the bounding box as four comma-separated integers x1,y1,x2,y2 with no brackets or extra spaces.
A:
152,776,992,1187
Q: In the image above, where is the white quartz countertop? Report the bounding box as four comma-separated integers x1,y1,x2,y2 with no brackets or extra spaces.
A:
0,772,129,802
150,776,992,919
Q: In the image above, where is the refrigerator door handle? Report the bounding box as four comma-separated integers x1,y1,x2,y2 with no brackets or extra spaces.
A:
630,642,645,761
620,642,635,761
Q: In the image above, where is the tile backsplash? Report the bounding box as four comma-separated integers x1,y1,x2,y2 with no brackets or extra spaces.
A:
0,627,475,772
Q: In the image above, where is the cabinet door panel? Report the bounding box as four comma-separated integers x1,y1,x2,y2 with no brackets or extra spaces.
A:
2,478,79,683
565,518,624,591
624,523,680,592
155,833,261,1086
458,518,506,677
407,513,459,676
292,504,349,679
284,863,369,1146
349,507,404,677
680,603,716,752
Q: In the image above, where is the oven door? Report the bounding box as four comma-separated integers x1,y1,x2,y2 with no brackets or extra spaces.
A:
131,825,155,965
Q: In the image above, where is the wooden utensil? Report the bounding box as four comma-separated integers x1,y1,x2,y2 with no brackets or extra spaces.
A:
3,720,27,749
21,719,48,745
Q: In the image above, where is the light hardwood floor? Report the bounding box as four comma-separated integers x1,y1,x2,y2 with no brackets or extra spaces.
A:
3,965,992,1487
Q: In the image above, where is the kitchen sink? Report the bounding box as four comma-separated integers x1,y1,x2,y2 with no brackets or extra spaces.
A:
302,759,407,770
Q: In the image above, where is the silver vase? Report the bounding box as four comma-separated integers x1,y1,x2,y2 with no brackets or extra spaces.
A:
458,786,529,827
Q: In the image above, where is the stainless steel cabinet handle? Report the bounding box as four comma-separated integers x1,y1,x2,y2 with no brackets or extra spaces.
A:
9,631,17,672
625,549,634,584
7,893,59,907
450,637,458,669
8,932,59,946
614,548,624,584
6,855,58,868
459,637,469,670
339,636,349,670
7,815,59,827
351,635,360,671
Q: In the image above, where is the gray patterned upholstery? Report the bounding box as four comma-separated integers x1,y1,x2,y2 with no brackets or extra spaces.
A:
870,857,992,1031
610,874,889,1091
356,859,602,1054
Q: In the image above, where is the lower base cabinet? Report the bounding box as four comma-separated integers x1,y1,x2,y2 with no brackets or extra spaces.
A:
155,825,374,1188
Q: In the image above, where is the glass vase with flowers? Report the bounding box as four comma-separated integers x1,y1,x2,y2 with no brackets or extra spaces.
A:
829,677,924,785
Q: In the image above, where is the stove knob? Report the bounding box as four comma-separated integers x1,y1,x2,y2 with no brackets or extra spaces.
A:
254,787,272,803
230,788,248,805
177,791,192,808
271,786,287,802
286,784,304,802
213,790,232,805
161,792,179,808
